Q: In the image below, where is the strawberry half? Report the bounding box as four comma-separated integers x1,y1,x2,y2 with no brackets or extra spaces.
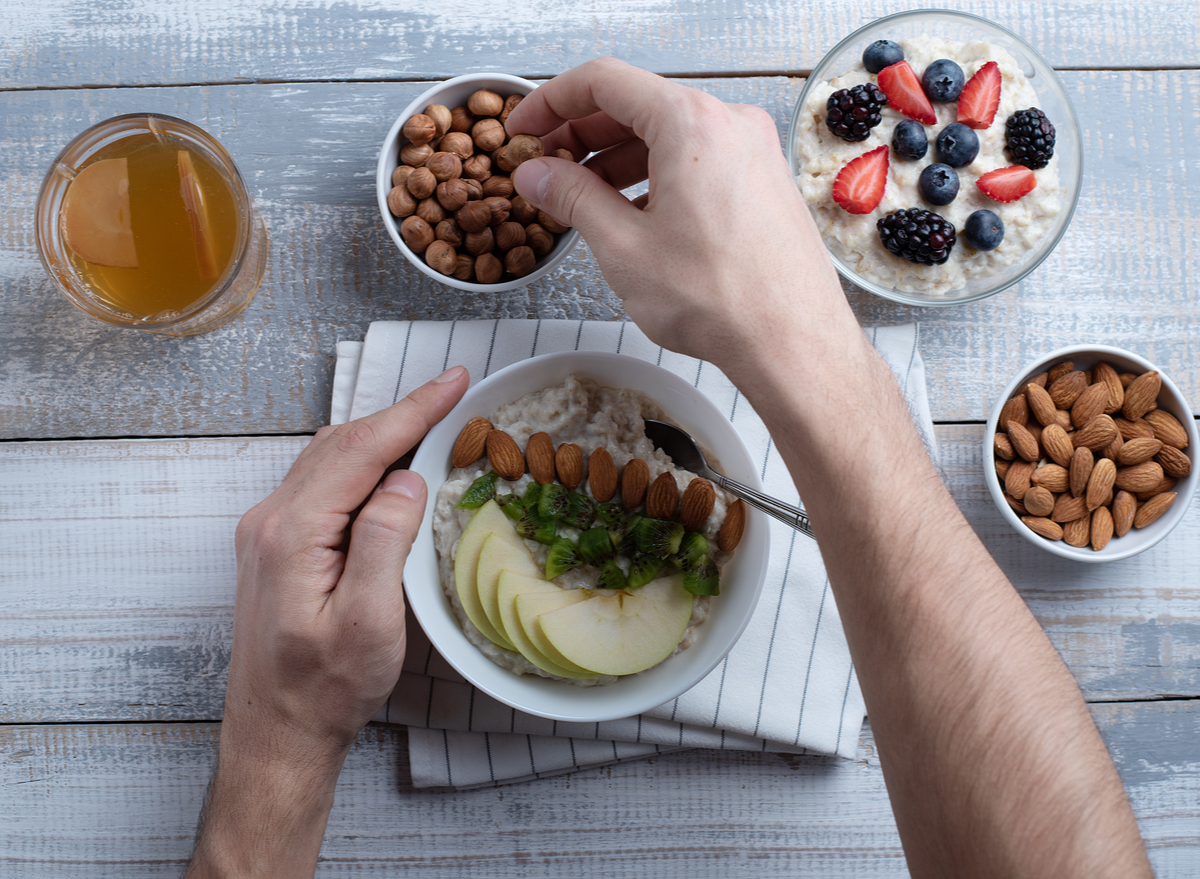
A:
877,61,936,125
957,61,1002,129
977,165,1037,202
832,145,889,214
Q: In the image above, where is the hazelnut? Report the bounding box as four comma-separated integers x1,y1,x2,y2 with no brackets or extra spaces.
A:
483,196,511,226
424,104,453,138
505,134,544,168
524,223,553,257
499,93,523,125
481,174,514,199
538,209,569,234
399,142,433,167
468,88,504,117
465,227,495,256
439,131,474,160
425,151,463,182
425,240,457,275
406,166,437,200
391,164,415,188
510,195,538,225
462,153,492,181
471,118,505,152
462,178,483,200
474,252,503,284
435,218,464,247
416,197,446,226
494,221,526,251
436,179,470,212
552,148,576,162
504,245,536,278
387,184,417,218
449,105,474,133
453,253,475,281
493,145,518,174
456,200,493,234
400,215,435,253
402,113,437,145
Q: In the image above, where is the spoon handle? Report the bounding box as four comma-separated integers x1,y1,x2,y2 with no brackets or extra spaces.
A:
708,473,815,539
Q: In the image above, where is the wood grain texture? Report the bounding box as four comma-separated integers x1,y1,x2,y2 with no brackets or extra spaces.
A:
2,0,1198,91
1,706,1195,877
2,71,1199,438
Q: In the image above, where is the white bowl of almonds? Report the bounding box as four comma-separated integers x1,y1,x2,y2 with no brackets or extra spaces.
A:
985,345,1197,562
376,73,582,291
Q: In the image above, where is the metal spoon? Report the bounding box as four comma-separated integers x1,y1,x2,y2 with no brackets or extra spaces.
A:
644,419,815,540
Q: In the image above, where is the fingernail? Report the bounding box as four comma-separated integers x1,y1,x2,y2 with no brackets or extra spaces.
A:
513,158,551,207
433,365,466,383
379,469,424,499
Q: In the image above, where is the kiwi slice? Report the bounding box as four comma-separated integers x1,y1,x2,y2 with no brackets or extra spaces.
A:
626,555,665,590
578,526,615,565
562,491,597,530
538,483,569,520
454,471,498,510
596,559,628,590
682,553,720,596
673,531,708,572
516,506,557,545
496,492,524,521
632,517,685,559
545,536,582,580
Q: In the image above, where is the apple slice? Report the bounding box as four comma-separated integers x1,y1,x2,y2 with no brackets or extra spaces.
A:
177,150,221,280
475,532,541,647
62,157,138,268
515,589,599,676
496,571,596,679
453,499,527,649
537,575,694,676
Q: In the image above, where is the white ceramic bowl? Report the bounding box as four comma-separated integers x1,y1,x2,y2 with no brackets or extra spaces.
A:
984,345,1197,562
406,351,770,721
786,9,1082,306
376,73,582,292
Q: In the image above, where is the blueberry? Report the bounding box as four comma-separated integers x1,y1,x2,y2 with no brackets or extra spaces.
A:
964,210,1005,251
935,123,980,168
921,58,965,102
862,39,904,74
892,119,928,160
918,163,960,206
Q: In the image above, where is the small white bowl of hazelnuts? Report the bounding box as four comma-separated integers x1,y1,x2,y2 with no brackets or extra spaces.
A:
376,73,582,292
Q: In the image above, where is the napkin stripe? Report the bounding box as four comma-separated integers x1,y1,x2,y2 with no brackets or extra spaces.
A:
530,319,542,357
482,319,500,377
442,729,453,786
574,319,585,349
616,321,627,352
442,320,457,372
752,527,799,738
795,578,830,745
390,321,415,405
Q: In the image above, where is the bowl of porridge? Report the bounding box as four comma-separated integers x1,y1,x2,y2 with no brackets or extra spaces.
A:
406,352,770,722
787,10,1082,306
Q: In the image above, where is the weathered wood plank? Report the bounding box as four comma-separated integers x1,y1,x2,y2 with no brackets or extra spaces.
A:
2,71,1198,439
1,704,1195,877
1,427,1196,724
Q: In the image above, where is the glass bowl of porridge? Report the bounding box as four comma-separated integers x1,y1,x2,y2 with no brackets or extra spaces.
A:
406,352,771,723
787,10,1082,306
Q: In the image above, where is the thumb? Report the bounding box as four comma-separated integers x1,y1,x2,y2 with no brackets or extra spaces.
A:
513,157,641,250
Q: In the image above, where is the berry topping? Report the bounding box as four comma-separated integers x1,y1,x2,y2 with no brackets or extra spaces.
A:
957,61,1002,129
976,165,1038,202
935,122,980,168
825,83,888,142
832,145,890,215
918,163,960,206
964,209,1005,251
892,119,928,160
877,208,957,265
921,59,966,102
862,39,905,74
877,61,937,125
1005,108,1056,169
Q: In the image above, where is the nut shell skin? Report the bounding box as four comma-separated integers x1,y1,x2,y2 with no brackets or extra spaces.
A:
451,417,493,468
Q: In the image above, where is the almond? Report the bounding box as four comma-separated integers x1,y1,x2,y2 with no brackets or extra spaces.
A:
994,432,1015,461
1115,416,1155,441
1101,430,1123,462
1047,360,1074,384
621,458,650,510
1112,491,1136,537
1156,446,1192,479
1005,493,1028,516
1021,516,1063,541
525,432,556,484
1094,361,1125,414
588,447,618,502
1117,437,1163,466
995,459,1011,481
1073,414,1117,451
1031,462,1069,493
1071,382,1109,429
1006,459,1036,500
1023,485,1055,518
1091,506,1114,551
485,429,525,481
999,394,1029,429
1136,475,1177,502
646,471,680,519
1024,383,1056,426
1052,493,1089,523
1115,461,1164,493
1069,447,1094,498
1062,514,1091,547
554,442,583,490
718,498,746,551
1048,370,1087,408
1007,420,1039,462
1086,458,1116,511
452,416,493,468
1119,372,1138,389
1053,409,1073,431
1133,492,1176,529
1041,424,1074,468
1029,371,1049,388
680,478,716,532
1143,410,1189,449
1122,370,1161,420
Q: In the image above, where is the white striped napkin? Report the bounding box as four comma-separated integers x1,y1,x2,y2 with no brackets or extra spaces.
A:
332,320,935,789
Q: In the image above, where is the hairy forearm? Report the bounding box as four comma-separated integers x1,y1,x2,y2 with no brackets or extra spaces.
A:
722,325,1150,878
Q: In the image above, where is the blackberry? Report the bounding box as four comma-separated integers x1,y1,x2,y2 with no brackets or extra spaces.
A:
1005,108,1056,170
825,83,887,142
877,208,957,266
